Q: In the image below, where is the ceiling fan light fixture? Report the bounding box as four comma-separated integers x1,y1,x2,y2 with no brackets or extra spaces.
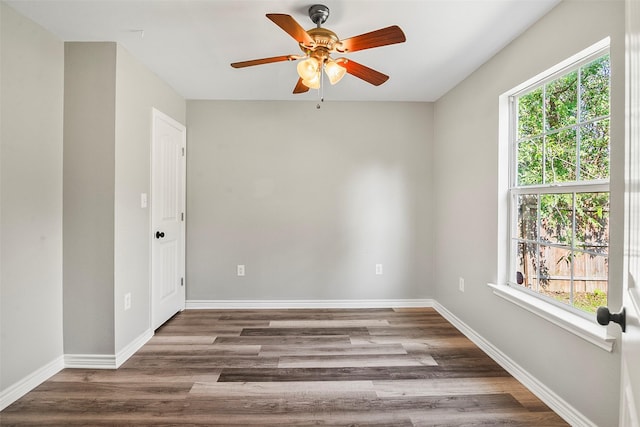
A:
302,73,321,89
296,57,320,81
231,7,406,95
324,59,346,85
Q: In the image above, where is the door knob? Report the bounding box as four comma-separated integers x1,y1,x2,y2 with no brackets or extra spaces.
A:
155,231,165,239
596,306,626,332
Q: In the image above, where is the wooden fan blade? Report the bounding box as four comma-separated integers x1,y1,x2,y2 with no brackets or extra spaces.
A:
266,14,314,45
293,78,310,94
340,59,389,86
231,55,296,68
340,25,406,53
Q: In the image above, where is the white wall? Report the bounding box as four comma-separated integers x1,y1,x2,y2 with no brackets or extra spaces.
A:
0,1,64,389
186,101,434,302
433,1,624,425
114,45,186,352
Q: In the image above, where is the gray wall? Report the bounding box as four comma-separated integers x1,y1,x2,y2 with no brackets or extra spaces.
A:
114,45,186,352
432,1,624,425
64,42,186,355
186,101,434,301
63,42,117,354
0,2,64,388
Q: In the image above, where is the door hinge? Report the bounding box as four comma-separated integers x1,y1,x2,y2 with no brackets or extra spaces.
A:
181,277,184,287
181,212,184,221
182,147,185,156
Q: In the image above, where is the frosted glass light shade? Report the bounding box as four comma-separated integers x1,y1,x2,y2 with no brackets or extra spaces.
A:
297,57,320,81
302,73,320,89
324,60,346,85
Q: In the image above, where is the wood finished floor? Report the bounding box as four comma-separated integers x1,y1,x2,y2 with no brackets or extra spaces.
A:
1,308,568,426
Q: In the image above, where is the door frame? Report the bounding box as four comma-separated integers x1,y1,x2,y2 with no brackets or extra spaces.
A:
150,107,186,330
621,0,640,424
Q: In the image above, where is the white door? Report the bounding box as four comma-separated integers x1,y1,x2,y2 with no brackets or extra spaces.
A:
620,1,640,425
151,108,186,330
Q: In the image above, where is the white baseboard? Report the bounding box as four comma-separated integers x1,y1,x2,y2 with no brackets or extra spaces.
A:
115,329,153,368
0,355,64,411
64,353,117,369
186,299,435,310
64,329,154,370
432,302,596,427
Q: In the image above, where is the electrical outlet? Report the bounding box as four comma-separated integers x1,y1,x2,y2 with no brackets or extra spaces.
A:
124,293,131,310
237,264,245,276
459,277,465,292
375,264,383,275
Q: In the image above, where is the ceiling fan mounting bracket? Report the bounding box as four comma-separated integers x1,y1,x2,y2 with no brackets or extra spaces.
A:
308,4,330,27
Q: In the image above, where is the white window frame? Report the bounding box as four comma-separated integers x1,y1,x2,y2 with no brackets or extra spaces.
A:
491,38,615,352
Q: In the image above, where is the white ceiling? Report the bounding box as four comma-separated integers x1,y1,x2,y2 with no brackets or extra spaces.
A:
6,0,560,102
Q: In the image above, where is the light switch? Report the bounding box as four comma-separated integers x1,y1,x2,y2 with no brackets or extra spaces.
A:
141,193,148,208
375,264,383,275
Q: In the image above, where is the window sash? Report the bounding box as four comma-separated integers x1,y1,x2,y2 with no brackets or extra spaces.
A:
507,186,610,318
509,47,611,189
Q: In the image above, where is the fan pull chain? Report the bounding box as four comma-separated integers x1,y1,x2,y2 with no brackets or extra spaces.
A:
316,65,325,109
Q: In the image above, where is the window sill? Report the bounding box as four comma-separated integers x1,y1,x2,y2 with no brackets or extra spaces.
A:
487,283,616,352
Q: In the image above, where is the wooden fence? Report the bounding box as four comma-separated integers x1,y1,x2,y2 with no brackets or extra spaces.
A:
519,244,608,293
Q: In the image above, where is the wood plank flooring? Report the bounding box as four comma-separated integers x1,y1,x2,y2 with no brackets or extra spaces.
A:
0,307,568,426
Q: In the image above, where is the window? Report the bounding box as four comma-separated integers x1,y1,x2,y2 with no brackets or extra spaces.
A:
509,46,610,317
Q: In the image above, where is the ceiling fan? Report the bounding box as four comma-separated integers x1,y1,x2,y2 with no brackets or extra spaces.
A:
230,4,406,94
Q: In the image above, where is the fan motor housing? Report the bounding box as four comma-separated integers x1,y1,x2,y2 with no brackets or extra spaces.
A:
305,27,340,51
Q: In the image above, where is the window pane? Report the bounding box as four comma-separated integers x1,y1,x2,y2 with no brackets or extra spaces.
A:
517,137,543,185
572,252,608,313
515,241,539,292
540,193,573,245
580,55,610,122
539,244,572,306
516,194,538,241
579,119,610,180
575,192,609,254
518,87,543,138
545,70,578,131
545,129,577,183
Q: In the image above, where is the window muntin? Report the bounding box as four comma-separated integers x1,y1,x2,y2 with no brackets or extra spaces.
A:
510,51,610,317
